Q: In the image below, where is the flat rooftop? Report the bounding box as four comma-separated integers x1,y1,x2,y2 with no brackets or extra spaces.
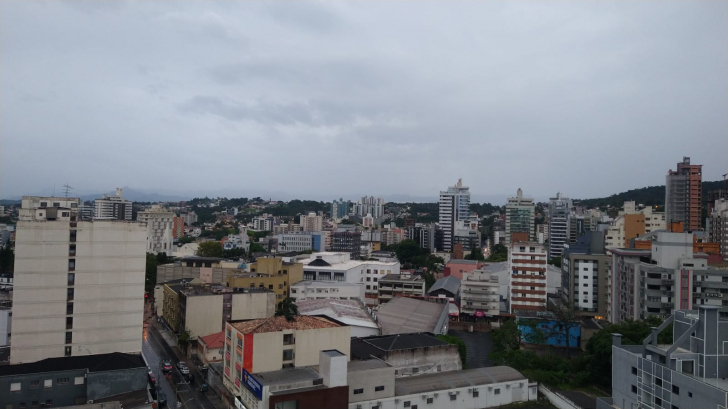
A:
254,366,321,386
376,297,448,335
351,333,447,360
229,315,342,334
291,280,362,287
394,366,526,396
0,352,145,377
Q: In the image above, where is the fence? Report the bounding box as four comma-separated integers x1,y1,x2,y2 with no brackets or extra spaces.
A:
539,384,582,409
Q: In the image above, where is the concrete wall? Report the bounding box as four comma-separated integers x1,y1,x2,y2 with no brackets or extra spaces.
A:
0,369,87,407
348,365,396,403
294,326,351,367
230,292,275,321
185,295,224,339
384,344,462,376
87,367,147,401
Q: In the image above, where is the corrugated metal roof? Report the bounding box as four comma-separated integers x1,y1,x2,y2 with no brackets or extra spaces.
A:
394,366,526,395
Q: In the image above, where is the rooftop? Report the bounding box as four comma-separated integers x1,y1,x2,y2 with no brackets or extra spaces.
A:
0,352,145,377
253,366,321,386
291,280,362,288
350,333,447,360
199,331,225,349
447,259,480,265
394,366,526,396
376,297,448,335
296,299,376,328
348,359,392,371
380,274,424,283
427,275,461,295
229,315,342,334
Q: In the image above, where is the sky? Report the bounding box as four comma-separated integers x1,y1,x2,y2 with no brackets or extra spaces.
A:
1,1,727,203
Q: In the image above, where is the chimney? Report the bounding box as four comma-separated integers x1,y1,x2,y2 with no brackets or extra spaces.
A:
612,333,622,348
319,350,347,388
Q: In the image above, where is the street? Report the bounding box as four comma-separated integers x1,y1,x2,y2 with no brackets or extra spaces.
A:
142,323,216,409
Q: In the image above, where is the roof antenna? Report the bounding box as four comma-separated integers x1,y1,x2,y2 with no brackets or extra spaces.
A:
63,184,73,198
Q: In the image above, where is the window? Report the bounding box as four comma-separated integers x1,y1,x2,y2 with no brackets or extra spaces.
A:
631,385,637,394
57,377,69,384
32,402,39,409
65,332,72,344
404,402,410,408
672,406,679,409
74,377,84,385
40,201,48,208
67,288,74,301
19,404,26,409
655,397,662,406
44,379,52,388
473,390,479,397
29,380,39,388
371,406,379,409
69,244,76,256
375,385,384,392
450,394,456,401
282,349,293,361
237,338,242,348
66,302,73,315
631,367,637,375
269,285,273,290
45,401,52,407
65,346,71,357
412,368,419,374
494,388,500,395
672,385,679,394
426,398,433,404
353,388,364,395
655,378,663,387
283,334,294,345
10,382,21,392
688,392,692,398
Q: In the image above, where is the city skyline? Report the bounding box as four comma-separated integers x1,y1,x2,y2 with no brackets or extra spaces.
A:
1,2,727,201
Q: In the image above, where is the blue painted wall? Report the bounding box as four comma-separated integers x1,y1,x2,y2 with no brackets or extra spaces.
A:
518,318,581,348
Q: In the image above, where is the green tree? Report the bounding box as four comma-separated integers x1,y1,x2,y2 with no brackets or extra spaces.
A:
436,334,468,369
249,242,266,254
145,253,157,293
465,244,485,261
548,257,562,268
395,239,425,266
487,243,508,262
223,247,246,259
196,241,223,258
275,297,299,322
491,319,522,352
177,328,192,354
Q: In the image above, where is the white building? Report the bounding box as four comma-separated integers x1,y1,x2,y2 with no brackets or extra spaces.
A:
252,214,274,231
301,252,400,305
276,232,325,253
605,201,666,250
547,192,571,259
12,196,147,364
93,188,132,221
290,280,366,302
296,299,379,337
354,196,384,218
222,233,249,253
460,269,500,317
137,204,174,255
439,179,471,252
181,211,198,226
299,212,323,232
505,189,535,246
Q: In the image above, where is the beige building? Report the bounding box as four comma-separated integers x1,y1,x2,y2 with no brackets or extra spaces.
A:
12,197,147,364
160,281,275,338
299,212,323,232
226,257,303,302
222,315,350,407
605,201,666,250
137,204,175,255
460,269,500,317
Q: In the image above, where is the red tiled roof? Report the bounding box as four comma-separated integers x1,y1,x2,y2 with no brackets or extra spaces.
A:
199,331,225,349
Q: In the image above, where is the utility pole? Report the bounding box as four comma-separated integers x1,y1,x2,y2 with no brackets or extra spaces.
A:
63,184,73,198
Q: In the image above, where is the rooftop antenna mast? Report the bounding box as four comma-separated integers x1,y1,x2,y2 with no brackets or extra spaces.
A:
62,184,73,198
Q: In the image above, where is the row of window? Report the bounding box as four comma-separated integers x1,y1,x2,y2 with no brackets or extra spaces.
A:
10,377,84,392
353,385,386,394
5,400,53,409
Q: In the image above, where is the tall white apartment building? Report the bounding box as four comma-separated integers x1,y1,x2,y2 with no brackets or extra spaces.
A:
252,214,274,231
300,212,323,232
548,192,572,259
137,204,175,254
12,196,146,364
439,179,471,252
508,241,548,313
93,188,132,220
354,196,384,218
505,189,535,246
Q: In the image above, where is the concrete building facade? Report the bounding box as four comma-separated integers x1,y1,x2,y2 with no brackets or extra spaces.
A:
460,269,500,317
508,241,548,312
353,196,384,218
377,273,426,304
548,192,572,259
710,198,728,261
505,189,535,246
665,156,703,231
561,233,610,319
299,212,323,232
439,179,471,252
136,204,174,255
290,280,366,302
12,197,146,364
93,188,132,221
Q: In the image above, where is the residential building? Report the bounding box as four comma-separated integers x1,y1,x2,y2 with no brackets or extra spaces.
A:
710,198,728,261
197,331,225,364
548,192,571,259
603,306,727,409
406,222,438,252
376,297,450,335
181,211,198,226
439,179,471,252
350,332,462,375
0,352,147,408
460,269,500,318
296,299,379,337
453,219,481,250
226,257,304,302
160,282,275,339
561,233,610,319
331,198,350,221
301,252,400,305
444,259,486,280
665,156,702,231
362,213,374,227
222,315,351,405
12,196,146,364
330,231,362,259
252,214,273,231
377,273,426,304
276,231,325,253
354,196,384,218
155,256,238,284
537,222,548,245
290,280,365,303
222,233,250,253
427,275,461,300
299,212,323,232
605,201,666,250
172,216,184,239
505,189,535,245
93,188,132,220
508,241,548,313
137,204,175,255
610,231,728,323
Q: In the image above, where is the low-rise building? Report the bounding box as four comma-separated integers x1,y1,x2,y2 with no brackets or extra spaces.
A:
226,257,304,302
350,332,461,376
276,232,325,253
377,273,426,304
0,352,147,408
296,299,378,337
376,297,449,335
197,331,224,364
602,306,727,409
445,259,486,280
428,275,461,299
290,280,365,302
460,269,500,318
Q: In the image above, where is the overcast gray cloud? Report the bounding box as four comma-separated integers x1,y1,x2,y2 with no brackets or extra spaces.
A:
1,1,726,203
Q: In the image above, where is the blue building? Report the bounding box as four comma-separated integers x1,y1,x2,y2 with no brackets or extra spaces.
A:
516,312,581,348
331,198,350,220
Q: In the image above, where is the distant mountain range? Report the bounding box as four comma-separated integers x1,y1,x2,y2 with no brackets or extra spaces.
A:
574,180,724,208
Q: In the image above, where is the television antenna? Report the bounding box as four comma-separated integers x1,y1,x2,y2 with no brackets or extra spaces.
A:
62,184,73,198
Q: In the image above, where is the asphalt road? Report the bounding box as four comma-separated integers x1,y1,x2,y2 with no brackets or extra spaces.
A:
450,329,494,369
142,324,215,409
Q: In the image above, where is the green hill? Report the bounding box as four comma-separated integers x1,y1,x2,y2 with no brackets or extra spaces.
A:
576,180,724,208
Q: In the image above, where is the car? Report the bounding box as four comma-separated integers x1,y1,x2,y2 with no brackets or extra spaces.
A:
179,366,190,375
161,360,173,373
177,361,187,370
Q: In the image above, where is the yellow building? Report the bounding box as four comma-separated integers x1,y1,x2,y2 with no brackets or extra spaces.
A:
226,257,303,303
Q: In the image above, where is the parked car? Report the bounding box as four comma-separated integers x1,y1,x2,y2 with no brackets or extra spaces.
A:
161,360,173,373
179,365,190,375
177,361,187,370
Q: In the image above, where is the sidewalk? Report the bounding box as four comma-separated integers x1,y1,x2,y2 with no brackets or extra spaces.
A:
151,319,227,409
